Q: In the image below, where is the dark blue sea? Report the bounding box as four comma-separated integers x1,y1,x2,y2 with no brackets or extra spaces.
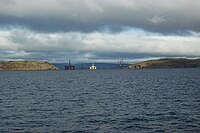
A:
0,69,200,133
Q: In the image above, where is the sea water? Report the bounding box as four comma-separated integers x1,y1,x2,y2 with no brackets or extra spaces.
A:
0,69,200,132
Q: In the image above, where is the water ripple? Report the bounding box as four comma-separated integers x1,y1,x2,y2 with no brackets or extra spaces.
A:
0,69,200,132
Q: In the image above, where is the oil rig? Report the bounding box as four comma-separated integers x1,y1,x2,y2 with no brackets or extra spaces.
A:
117,59,124,69
65,60,75,70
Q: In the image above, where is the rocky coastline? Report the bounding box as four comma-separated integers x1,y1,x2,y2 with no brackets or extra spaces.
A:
0,61,59,70
128,59,200,69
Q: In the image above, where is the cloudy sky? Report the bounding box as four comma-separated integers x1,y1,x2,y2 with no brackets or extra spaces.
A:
0,0,200,63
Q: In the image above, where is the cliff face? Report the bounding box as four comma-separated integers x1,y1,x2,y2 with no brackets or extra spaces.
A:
0,61,59,70
128,59,200,69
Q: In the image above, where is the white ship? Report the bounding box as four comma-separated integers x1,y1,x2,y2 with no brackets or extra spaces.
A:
89,63,97,70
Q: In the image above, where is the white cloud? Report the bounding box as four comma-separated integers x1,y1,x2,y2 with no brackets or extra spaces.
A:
4,50,30,58
0,28,200,62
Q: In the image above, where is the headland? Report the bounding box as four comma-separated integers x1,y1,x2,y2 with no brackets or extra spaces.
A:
0,61,59,70
128,58,200,69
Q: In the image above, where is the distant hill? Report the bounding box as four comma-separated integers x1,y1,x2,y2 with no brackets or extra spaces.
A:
0,61,58,70
53,63,129,70
128,58,200,69
75,63,120,69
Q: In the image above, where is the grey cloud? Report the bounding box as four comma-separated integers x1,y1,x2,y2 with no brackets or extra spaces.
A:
148,16,166,25
0,0,200,33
